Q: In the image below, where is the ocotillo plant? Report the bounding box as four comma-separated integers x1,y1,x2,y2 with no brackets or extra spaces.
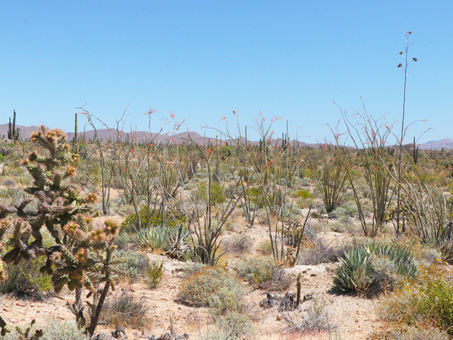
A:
0,126,121,336
396,31,417,237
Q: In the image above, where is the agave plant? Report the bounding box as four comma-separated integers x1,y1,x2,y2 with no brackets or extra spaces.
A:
135,226,167,250
366,243,418,278
333,248,375,293
164,225,190,259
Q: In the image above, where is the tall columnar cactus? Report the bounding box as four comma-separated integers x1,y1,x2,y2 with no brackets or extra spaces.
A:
7,110,19,142
0,125,121,336
73,112,78,152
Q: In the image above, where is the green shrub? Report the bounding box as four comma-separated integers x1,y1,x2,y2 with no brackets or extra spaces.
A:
179,267,245,314
114,249,148,282
2,320,89,340
146,261,164,288
196,181,226,206
245,187,266,208
236,257,274,284
182,262,205,277
0,265,20,294
379,262,453,337
0,257,52,296
258,240,273,256
101,290,149,329
367,243,418,279
296,189,313,200
211,311,256,340
113,231,134,250
371,327,448,340
121,205,186,231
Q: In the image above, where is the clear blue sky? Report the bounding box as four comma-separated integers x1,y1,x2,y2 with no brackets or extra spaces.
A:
1,1,452,143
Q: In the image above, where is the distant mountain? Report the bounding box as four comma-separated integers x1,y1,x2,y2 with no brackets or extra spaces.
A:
0,124,321,148
418,138,453,150
3,123,452,150
0,124,42,140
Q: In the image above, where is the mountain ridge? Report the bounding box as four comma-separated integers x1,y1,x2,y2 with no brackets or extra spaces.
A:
1,124,452,150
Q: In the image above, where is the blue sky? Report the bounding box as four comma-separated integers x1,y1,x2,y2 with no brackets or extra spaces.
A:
1,1,452,143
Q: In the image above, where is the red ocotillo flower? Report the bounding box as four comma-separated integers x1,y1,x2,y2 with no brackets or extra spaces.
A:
265,159,275,170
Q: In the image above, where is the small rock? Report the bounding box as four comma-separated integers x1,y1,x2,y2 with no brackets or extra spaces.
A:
93,333,114,340
112,325,127,339
280,265,326,278
303,293,314,302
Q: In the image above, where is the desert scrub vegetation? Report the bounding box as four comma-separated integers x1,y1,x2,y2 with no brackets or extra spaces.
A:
113,249,148,282
378,261,453,337
200,311,256,340
1,320,90,340
101,290,150,329
121,205,186,231
145,260,164,288
179,266,255,339
333,242,418,295
236,256,275,284
284,297,336,336
178,266,245,313
0,126,122,335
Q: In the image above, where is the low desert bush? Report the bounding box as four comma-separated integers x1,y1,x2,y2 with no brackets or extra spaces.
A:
2,320,89,340
182,262,205,277
210,311,256,340
121,205,186,231
114,231,134,250
196,181,226,206
222,235,252,254
102,290,149,329
379,261,453,337
179,267,245,314
114,249,148,282
369,327,449,340
258,240,273,256
236,256,275,284
145,261,164,288
0,256,52,297
298,239,342,265
284,297,335,334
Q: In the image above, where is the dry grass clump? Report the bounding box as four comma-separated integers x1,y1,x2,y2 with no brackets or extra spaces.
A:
101,290,150,329
283,297,336,337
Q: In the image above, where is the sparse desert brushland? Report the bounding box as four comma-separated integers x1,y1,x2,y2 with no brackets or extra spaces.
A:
0,121,452,340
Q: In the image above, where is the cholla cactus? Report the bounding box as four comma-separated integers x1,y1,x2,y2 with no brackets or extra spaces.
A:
0,126,121,336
